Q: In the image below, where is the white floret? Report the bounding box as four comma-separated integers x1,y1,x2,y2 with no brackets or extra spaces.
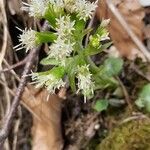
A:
14,27,37,52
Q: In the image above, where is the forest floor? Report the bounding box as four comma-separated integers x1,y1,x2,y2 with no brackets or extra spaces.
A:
0,0,150,150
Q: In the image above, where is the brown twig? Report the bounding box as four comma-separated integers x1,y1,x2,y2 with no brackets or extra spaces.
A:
106,0,150,62
2,59,21,82
0,21,49,146
0,0,8,66
116,76,132,111
131,64,150,82
0,47,40,146
12,107,22,150
0,80,41,121
0,56,29,73
120,113,149,125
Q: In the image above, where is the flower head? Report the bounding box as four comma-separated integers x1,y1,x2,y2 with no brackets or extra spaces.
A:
63,0,75,12
32,71,65,93
50,0,64,8
48,16,75,66
14,27,37,52
56,16,75,38
77,65,95,102
48,0,65,15
48,37,74,65
74,0,97,21
21,0,49,18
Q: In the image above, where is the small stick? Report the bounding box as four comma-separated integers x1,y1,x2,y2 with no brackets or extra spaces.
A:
0,56,29,73
12,107,22,150
0,80,41,121
0,47,40,146
120,114,148,125
116,76,132,111
0,21,49,147
131,64,150,82
3,59,21,82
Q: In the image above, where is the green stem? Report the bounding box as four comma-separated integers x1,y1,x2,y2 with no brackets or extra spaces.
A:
76,40,99,73
86,56,99,73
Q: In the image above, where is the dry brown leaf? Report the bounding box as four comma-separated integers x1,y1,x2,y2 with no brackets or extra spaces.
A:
22,85,64,150
97,0,145,60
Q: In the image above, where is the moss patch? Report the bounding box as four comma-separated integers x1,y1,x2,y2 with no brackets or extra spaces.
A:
96,118,150,150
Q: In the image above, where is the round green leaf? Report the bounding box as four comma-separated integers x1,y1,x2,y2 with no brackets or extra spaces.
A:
135,84,150,113
94,99,109,112
104,57,123,76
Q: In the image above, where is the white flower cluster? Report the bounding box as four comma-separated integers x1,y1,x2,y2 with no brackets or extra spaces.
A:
22,0,49,18
19,0,97,98
64,0,97,20
32,72,65,93
55,16,75,38
22,0,65,18
48,16,75,65
14,27,37,52
48,37,74,64
77,65,95,101
22,0,97,20
73,0,98,21
49,0,64,8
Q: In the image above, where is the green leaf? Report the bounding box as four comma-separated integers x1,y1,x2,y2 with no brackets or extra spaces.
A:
73,18,86,42
96,25,109,39
44,7,57,28
135,84,150,113
40,58,59,66
44,4,64,28
82,28,93,37
36,66,65,79
94,99,109,112
94,74,118,90
84,45,102,56
66,58,77,92
36,31,57,44
84,42,112,56
51,66,65,78
66,55,86,92
68,70,76,92
74,18,85,32
103,57,123,76
94,64,119,90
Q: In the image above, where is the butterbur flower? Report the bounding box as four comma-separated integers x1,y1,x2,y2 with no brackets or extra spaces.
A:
48,37,74,65
77,65,95,102
32,71,65,93
56,15,75,38
50,0,64,8
74,0,97,21
14,27,37,52
63,0,75,13
21,0,49,18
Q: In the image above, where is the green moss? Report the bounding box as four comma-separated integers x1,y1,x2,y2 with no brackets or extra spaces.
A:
96,118,150,150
